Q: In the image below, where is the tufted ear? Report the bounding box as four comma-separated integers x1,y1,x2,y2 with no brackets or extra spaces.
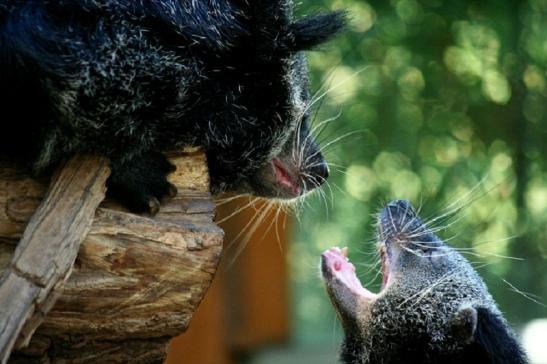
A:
286,11,347,52
239,1,346,57
449,306,478,344
451,306,528,364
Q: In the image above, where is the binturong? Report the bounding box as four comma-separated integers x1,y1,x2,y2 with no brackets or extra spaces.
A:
321,200,528,364
0,0,346,213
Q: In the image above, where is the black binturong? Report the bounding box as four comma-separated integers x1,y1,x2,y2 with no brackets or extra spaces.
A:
0,0,346,213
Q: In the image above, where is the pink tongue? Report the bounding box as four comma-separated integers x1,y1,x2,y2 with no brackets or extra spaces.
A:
322,247,371,297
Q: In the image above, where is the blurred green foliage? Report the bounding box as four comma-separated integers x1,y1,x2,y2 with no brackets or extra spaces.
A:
291,0,547,345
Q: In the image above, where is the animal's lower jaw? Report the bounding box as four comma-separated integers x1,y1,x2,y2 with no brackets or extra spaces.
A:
379,245,393,290
321,247,385,302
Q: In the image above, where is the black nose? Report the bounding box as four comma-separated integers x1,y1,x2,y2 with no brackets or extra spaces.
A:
381,199,439,245
387,200,416,216
310,160,329,184
387,199,411,209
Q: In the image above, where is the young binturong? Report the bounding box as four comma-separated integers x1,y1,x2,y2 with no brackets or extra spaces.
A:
321,200,528,364
0,0,346,213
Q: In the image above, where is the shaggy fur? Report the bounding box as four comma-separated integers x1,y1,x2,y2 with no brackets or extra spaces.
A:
0,0,344,212
323,200,528,364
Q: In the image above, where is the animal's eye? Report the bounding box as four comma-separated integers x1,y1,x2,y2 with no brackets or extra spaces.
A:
411,244,430,257
301,112,311,124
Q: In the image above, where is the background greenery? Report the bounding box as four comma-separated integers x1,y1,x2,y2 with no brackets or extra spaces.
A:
287,0,547,353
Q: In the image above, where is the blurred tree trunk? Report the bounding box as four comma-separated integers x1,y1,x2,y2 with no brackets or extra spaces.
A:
167,198,291,364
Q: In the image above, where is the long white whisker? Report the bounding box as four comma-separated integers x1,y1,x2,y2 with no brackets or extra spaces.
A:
215,196,257,224
227,201,275,266
500,278,546,307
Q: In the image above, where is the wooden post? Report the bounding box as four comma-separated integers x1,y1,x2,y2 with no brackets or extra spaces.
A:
0,151,224,363
0,155,110,363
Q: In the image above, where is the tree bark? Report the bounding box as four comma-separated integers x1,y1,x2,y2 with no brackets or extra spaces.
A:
0,151,224,363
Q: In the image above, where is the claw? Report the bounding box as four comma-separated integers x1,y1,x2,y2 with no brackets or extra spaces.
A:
148,197,161,216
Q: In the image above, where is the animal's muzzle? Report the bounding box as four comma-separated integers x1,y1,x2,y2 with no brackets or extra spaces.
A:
386,199,415,215
310,158,329,183
380,200,422,240
379,200,440,246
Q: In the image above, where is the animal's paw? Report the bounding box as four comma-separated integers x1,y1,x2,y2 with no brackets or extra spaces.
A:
108,152,177,215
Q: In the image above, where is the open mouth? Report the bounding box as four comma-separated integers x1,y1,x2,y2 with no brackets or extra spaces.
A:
321,245,392,302
272,158,301,197
320,201,435,306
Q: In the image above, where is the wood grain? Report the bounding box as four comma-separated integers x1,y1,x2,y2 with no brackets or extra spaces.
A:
0,155,110,364
0,151,224,363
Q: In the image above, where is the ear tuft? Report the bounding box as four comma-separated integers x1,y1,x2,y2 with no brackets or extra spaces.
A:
450,306,478,344
451,306,528,363
287,11,348,52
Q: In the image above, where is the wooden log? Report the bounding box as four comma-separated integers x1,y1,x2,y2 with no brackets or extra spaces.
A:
0,151,224,363
0,155,111,364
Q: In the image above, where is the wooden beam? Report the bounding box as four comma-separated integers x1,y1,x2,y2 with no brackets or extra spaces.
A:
0,155,110,363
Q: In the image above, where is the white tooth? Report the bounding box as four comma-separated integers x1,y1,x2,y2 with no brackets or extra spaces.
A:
341,247,349,257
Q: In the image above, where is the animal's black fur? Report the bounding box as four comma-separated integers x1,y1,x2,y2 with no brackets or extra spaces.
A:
0,0,345,212
464,307,527,364
341,308,528,364
322,200,528,364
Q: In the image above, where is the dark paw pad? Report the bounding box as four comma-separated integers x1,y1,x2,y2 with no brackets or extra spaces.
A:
108,153,177,215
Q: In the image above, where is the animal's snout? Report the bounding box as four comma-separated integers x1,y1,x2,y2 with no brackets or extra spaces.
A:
379,200,420,240
386,199,416,217
309,158,329,184
379,200,441,246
